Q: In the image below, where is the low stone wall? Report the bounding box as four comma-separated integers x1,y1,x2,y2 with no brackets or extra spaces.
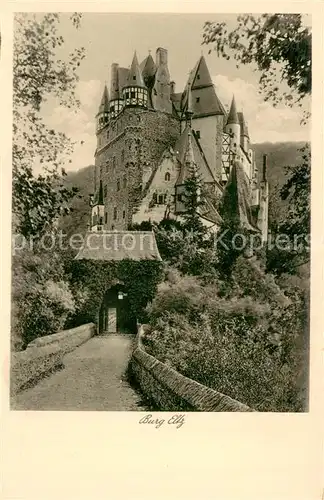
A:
130,326,254,412
11,323,95,395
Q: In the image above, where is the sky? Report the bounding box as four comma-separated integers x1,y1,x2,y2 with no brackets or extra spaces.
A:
42,13,310,172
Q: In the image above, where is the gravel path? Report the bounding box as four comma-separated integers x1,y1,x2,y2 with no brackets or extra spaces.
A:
11,335,147,411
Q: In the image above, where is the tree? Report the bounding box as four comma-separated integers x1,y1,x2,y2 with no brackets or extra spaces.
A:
13,13,85,239
203,14,311,112
203,14,311,276
266,144,310,275
182,172,208,244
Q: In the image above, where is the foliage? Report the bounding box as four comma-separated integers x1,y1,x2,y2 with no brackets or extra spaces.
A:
13,13,85,239
11,244,76,350
144,272,307,411
203,14,311,110
181,174,208,241
266,144,310,275
66,259,164,328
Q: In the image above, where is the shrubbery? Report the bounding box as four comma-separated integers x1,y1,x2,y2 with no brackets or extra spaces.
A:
11,246,77,350
143,270,307,412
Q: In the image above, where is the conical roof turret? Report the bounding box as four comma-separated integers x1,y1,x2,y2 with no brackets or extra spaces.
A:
186,87,194,116
98,179,104,205
98,84,109,113
226,95,239,125
127,51,145,87
141,53,157,83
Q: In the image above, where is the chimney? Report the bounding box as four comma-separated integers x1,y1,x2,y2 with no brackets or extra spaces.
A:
170,81,175,94
110,63,119,99
262,154,268,182
156,47,168,66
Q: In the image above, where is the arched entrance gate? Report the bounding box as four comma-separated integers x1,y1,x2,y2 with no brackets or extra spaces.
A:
99,284,137,335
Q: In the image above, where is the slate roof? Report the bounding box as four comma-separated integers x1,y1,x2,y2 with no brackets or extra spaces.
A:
174,125,215,185
98,85,109,114
238,111,249,138
140,53,157,82
221,160,258,232
127,52,145,87
180,56,226,118
226,96,239,125
199,195,223,225
75,231,162,261
92,180,104,205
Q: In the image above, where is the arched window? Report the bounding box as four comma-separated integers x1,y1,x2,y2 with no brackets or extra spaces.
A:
158,194,164,205
117,180,120,192
123,176,127,188
113,207,117,220
165,172,171,181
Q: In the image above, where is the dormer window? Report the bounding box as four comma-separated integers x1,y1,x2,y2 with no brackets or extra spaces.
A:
165,172,171,181
195,130,200,139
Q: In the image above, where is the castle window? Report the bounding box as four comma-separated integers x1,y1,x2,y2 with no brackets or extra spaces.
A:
152,193,157,204
158,194,164,205
104,185,107,198
197,74,200,80
165,172,171,181
195,130,200,139
123,210,126,219
105,212,108,224
112,156,116,169
133,75,136,81
112,224,115,230
123,176,127,188
121,149,125,162
196,97,200,103
113,207,117,220
164,194,167,204
117,180,120,191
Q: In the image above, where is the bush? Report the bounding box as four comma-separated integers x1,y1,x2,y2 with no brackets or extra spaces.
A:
11,246,76,349
144,271,307,411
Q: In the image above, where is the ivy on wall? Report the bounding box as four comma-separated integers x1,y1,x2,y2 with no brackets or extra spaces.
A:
66,259,164,328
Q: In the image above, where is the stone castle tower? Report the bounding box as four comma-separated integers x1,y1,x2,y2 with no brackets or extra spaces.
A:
90,48,269,240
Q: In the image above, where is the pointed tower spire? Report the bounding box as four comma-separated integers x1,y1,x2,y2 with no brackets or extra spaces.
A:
98,84,109,112
123,51,148,108
127,51,145,87
98,179,104,205
184,129,196,172
185,87,194,126
96,84,110,130
226,95,239,125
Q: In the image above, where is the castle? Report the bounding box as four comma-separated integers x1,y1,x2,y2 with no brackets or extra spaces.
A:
90,48,269,241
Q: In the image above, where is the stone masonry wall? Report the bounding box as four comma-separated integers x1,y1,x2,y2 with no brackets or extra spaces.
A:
130,326,254,412
95,108,180,229
11,323,96,396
